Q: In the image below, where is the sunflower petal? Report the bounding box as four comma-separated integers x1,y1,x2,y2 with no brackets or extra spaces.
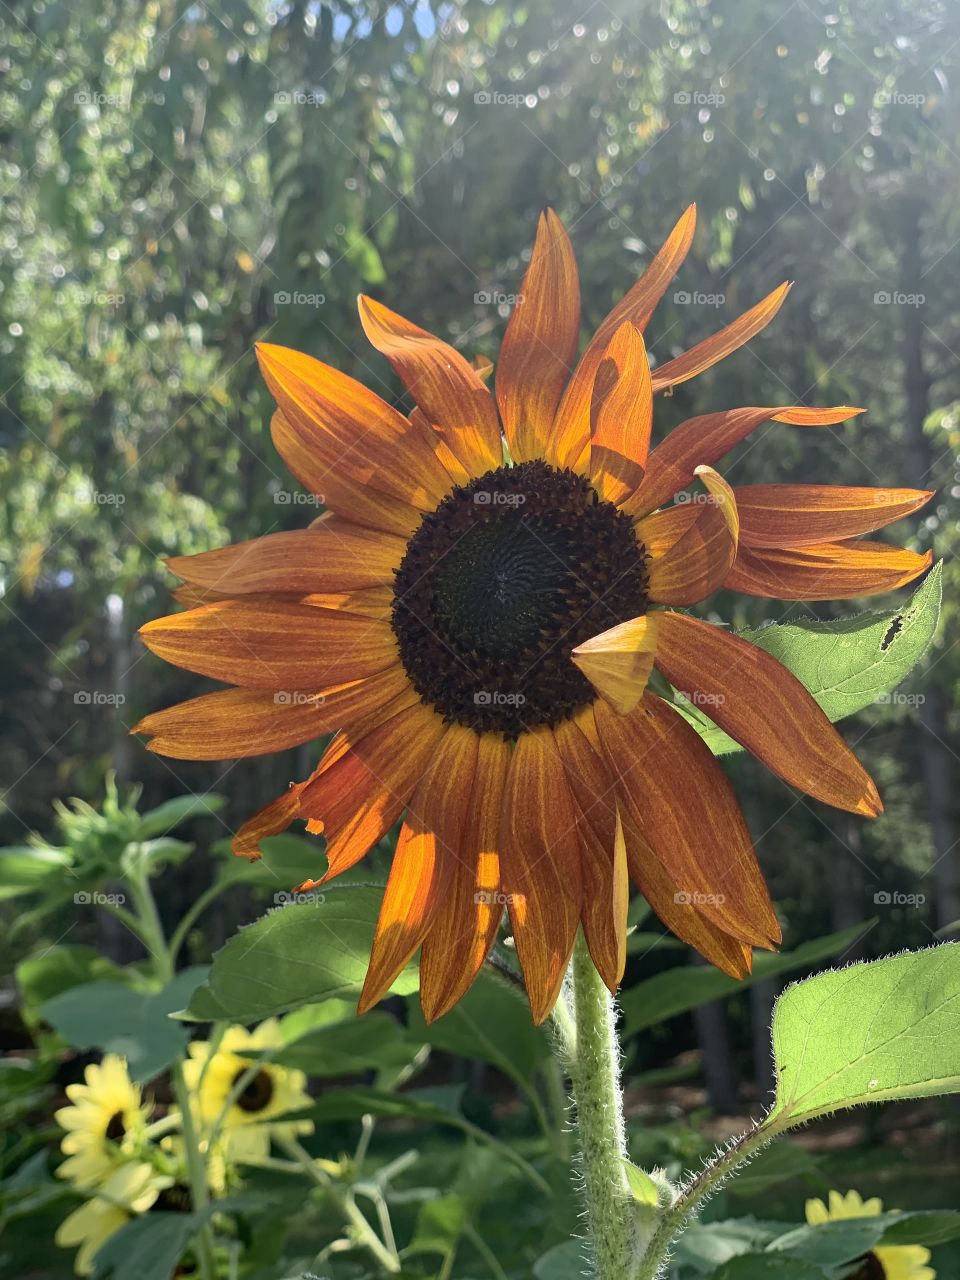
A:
139,600,398,689
553,711,627,991
550,204,696,469
586,321,652,504
233,784,305,860
655,612,882,817
256,343,451,515
735,484,935,548
133,665,411,761
619,811,753,978
572,615,660,715
166,523,405,596
419,734,511,1022
624,404,864,518
497,209,580,463
649,282,791,392
647,466,739,605
358,725,479,1014
299,698,445,881
358,294,502,477
725,540,933,599
596,694,780,949
500,726,582,1023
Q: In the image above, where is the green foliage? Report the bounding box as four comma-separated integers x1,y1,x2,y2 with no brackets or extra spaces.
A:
677,566,942,753
766,944,960,1128
183,885,420,1021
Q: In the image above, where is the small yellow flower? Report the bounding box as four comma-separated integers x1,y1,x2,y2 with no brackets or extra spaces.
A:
183,1020,313,1163
54,1055,150,1191
805,1189,936,1279
55,1161,170,1276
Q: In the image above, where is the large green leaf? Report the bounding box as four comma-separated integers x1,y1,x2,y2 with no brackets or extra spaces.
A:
182,884,417,1022
677,565,941,754
40,968,207,1082
765,943,960,1130
619,923,870,1036
711,1259,830,1279
90,1213,199,1280
274,1001,418,1076
406,969,550,1085
135,793,225,838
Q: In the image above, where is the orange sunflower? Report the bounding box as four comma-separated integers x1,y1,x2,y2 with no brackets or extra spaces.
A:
135,207,932,1024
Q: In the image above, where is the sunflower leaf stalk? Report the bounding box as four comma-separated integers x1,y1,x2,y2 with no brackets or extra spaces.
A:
569,932,655,1278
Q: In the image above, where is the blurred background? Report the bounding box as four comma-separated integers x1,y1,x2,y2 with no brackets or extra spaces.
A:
1,0,960,1272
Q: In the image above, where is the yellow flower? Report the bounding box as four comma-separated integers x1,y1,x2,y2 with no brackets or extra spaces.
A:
805,1189,936,1279
54,1055,150,1191
182,1020,313,1163
55,1162,169,1276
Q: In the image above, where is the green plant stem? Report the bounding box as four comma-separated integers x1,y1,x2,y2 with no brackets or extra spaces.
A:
280,1136,402,1274
569,931,640,1279
171,1059,218,1280
634,1119,776,1279
125,861,217,1280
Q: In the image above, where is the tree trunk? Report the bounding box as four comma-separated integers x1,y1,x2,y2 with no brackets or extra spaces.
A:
899,198,960,928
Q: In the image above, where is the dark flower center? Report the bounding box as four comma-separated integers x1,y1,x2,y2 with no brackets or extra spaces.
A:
850,1255,886,1280
392,460,650,737
104,1111,126,1142
233,1067,274,1113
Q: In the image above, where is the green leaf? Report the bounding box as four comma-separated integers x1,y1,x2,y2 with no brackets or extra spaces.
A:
0,845,67,898
40,967,208,1082
182,885,417,1022
766,943,960,1130
90,1211,199,1280
711,1259,831,1279
677,564,942,754
768,1219,885,1266
16,944,130,1012
135,793,225,839
274,1003,418,1076
406,969,550,1085
619,923,871,1036
673,1218,786,1272
534,1240,586,1279
880,1211,960,1246
622,1159,659,1206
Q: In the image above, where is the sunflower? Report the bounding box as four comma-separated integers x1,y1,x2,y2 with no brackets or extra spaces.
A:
181,1020,313,1163
55,1054,150,1191
806,1189,936,1279
135,206,932,1024
55,1161,170,1276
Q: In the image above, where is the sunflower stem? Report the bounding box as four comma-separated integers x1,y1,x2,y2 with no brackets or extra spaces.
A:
568,931,640,1279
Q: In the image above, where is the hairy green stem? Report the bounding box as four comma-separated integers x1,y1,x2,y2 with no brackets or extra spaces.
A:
569,932,639,1279
634,1119,776,1279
